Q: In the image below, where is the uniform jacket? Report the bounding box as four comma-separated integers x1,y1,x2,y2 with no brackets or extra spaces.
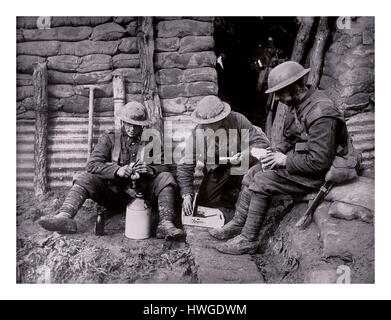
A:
86,129,171,192
177,111,270,196
275,88,349,188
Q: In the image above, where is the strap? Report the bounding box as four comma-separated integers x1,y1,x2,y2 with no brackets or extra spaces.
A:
111,128,121,163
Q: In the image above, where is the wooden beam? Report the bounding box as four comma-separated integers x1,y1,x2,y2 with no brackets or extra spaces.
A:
291,17,315,63
307,17,330,87
137,17,163,134
32,62,49,197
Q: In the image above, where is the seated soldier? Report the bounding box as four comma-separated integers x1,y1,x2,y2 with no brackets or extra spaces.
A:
177,95,270,215
210,61,351,254
38,101,185,240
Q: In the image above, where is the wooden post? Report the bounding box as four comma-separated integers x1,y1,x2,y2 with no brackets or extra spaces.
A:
113,75,125,132
32,62,49,197
112,75,126,163
307,17,330,87
291,17,315,63
137,17,163,135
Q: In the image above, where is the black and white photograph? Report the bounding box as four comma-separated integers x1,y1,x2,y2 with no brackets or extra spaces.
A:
14,14,376,287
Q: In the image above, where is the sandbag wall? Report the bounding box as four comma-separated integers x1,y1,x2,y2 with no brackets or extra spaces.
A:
16,16,217,190
319,17,375,172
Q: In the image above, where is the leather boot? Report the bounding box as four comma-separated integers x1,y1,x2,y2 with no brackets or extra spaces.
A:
209,186,251,240
216,192,269,255
156,186,185,241
38,184,88,234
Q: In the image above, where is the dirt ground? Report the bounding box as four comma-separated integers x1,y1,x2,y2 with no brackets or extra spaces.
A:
16,190,198,284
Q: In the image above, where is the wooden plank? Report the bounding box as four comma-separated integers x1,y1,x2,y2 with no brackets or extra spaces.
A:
137,17,163,135
33,62,49,196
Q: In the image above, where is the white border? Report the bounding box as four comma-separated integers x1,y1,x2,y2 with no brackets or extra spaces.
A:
3,0,389,300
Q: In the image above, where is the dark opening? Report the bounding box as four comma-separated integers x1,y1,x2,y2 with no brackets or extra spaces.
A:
213,17,299,130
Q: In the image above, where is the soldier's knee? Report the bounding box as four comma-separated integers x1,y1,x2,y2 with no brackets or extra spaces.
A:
74,172,100,189
242,163,262,187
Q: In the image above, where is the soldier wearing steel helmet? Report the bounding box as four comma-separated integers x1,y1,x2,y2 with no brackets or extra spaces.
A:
177,95,270,215
210,61,350,255
38,101,185,240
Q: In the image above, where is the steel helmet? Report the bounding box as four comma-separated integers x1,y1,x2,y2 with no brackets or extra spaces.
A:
115,101,151,126
265,61,310,94
191,95,231,124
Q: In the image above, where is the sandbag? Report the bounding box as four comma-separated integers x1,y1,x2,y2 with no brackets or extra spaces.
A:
77,54,112,73
156,68,182,85
157,19,213,38
73,70,113,85
90,22,127,41
22,26,92,42
19,97,35,111
112,68,141,82
156,67,217,85
17,86,34,101
158,81,218,99
59,40,119,56
183,67,217,83
17,17,39,29
17,73,32,86
155,37,180,52
74,83,113,98
179,36,214,53
114,17,137,25
155,51,216,69
118,38,138,53
17,41,60,57
51,17,112,27
113,54,140,68
47,55,81,72
126,21,138,36
48,70,112,85
61,95,113,113
48,85,75,98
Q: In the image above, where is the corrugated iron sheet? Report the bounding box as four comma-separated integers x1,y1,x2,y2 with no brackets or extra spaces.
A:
16,115,196,190
17,111,374,190
346,112,375,169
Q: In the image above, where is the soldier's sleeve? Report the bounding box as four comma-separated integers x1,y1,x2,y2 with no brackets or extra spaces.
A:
176,133,196,196
239,114,270,149
275,112,299,154
285,117,338,175
86,132,121,180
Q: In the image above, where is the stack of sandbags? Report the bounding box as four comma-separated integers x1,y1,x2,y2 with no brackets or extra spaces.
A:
320,17,374,118
154,17,217,117
319,17,374,171
16,16,140,119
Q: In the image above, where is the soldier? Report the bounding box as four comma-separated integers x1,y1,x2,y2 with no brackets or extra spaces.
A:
38,101,185,240
177,95,270,215
211,61,350,254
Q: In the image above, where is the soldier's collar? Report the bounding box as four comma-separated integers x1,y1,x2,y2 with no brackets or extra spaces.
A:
296,86,316,117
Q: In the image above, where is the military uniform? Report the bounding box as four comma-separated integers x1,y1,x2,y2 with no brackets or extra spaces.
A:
248,88,348,195
213,87,351,254
75,129,176,210
38,101,184,239
177,111,270,207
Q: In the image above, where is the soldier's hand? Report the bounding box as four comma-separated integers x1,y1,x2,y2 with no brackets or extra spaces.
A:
229,153,242,166
135,163,154,176
261,151,287,169
182,194,193,216
116,165,132,178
